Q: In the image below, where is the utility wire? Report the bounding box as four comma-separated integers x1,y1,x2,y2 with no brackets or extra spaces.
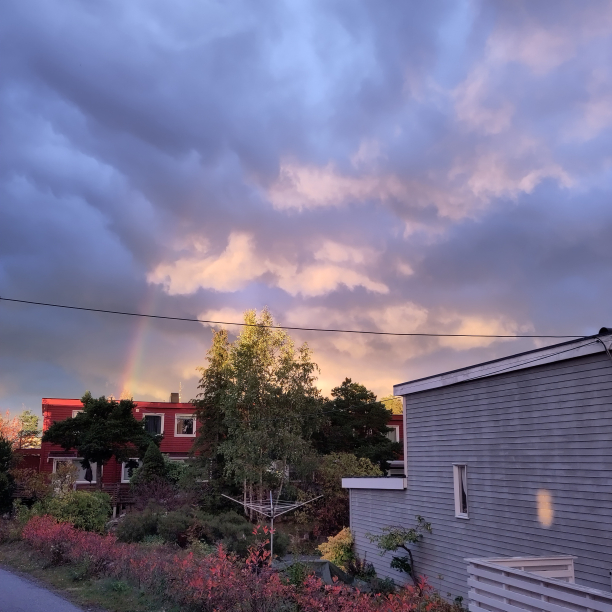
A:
0,296,586,339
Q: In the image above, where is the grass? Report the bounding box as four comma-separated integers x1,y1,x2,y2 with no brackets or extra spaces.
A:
0,540,174,612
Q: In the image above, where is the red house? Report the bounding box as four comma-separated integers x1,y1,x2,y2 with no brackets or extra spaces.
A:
387,412,405,475
41,396,198,486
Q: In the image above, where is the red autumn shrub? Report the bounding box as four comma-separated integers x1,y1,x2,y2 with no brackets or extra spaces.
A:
21,515,464,612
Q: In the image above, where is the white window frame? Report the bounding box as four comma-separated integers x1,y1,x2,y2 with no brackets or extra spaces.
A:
142,413,165,435
453,464,469,519
121,458,142,483
386,425,400,443
174,414,196,437
72,410,83,417
52,458,98,484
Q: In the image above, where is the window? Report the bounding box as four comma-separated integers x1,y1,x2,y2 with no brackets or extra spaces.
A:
72,410,83,417
53,458,97,484
121,459,142,483
386,425,400,443
175,415,196,437
453,464,469,518
143,413,164,435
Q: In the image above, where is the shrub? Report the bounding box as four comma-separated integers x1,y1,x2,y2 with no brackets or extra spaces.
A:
317,527,354,570
157,509,193,544
188,510,254,556
33,491,112,533
25,491,112,533
116,505,160,542
50,462,79,497
22,515,466,612
163,457,188,484
0,435,15,513
131,441,166,485
10,468,50,502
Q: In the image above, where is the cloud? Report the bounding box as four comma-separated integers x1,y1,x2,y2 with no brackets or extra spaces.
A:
149,233,388,297
2,0,612,416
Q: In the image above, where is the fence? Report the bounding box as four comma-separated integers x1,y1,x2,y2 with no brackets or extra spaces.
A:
467,557,612,612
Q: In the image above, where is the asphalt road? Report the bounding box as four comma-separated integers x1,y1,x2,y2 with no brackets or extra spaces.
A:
0,568,84,612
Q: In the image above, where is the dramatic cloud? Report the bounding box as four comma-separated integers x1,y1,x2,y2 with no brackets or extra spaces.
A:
2,0,612,417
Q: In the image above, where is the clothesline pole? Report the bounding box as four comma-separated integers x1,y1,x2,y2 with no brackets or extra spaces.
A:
269,490,274,563
220,493,323,566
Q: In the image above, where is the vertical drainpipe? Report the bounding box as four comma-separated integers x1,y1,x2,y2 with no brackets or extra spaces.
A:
402,396,408,483
349,488,353,533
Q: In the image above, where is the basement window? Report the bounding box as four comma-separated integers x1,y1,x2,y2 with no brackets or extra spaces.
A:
453,464,469,519
53,458,97,484
121,459,142,483
386,425,400,443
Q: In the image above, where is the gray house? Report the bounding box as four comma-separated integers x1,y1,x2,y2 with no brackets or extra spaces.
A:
343,329,612,601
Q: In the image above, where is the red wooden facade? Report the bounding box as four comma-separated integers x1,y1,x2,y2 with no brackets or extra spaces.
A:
40,397,198,486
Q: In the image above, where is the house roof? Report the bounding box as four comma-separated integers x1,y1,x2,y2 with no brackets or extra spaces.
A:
393,328,612,396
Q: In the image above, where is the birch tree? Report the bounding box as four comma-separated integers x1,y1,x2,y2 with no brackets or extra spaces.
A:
194,309,323,509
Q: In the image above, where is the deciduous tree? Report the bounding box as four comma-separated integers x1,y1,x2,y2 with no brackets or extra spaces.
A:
194,309,323,509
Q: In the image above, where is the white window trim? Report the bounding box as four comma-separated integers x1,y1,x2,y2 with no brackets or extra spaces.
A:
52,458,98,484
386,425,400,443
142,413,165,435
174,414,196,437
453,464,469,519
72,410,83,417
121,458,142,483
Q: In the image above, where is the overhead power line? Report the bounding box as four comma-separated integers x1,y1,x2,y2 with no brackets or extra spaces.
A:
0,296,586,339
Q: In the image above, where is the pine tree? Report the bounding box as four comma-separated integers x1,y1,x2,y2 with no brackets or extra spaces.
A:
132,441,167,484
312,378,401,471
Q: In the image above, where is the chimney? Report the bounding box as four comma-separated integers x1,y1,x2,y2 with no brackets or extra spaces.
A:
169,392,180,403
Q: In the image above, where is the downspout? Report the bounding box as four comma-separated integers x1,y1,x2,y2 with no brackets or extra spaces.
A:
402,396,408,481
596,328,612,364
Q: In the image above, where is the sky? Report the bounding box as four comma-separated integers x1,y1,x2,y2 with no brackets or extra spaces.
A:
2,0,612,418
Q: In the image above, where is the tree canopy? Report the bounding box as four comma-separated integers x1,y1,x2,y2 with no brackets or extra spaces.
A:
42,392,156,488
312,378,401,470
193,308,323,505
380,395,403,415
0,409,41,449
0,434,15,513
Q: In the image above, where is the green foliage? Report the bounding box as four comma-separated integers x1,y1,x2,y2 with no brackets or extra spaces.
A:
192,510,256,557
15,410,41,449
116,506,257,556
284,561,313,586
380,395,403,415
157,509,193,544
0,435,15,513
367,516,432,551
116,504,160,543
192,329,231,482
300,453,381,536
31,491,112,532
42,392,156,488
163,456,188,484
367,516,432,588
131,441,167,485
313,379,402,471
194,308,324,504
370,576,397,596
317,527,355,570
346,556,376,580
51,461,78,497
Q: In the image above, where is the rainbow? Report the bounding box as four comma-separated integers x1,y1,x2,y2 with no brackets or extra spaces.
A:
118,291,157,400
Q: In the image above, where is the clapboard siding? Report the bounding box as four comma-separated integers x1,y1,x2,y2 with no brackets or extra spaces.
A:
350,351,612,600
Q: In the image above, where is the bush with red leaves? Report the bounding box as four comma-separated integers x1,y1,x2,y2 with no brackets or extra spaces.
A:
22,515,465,612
